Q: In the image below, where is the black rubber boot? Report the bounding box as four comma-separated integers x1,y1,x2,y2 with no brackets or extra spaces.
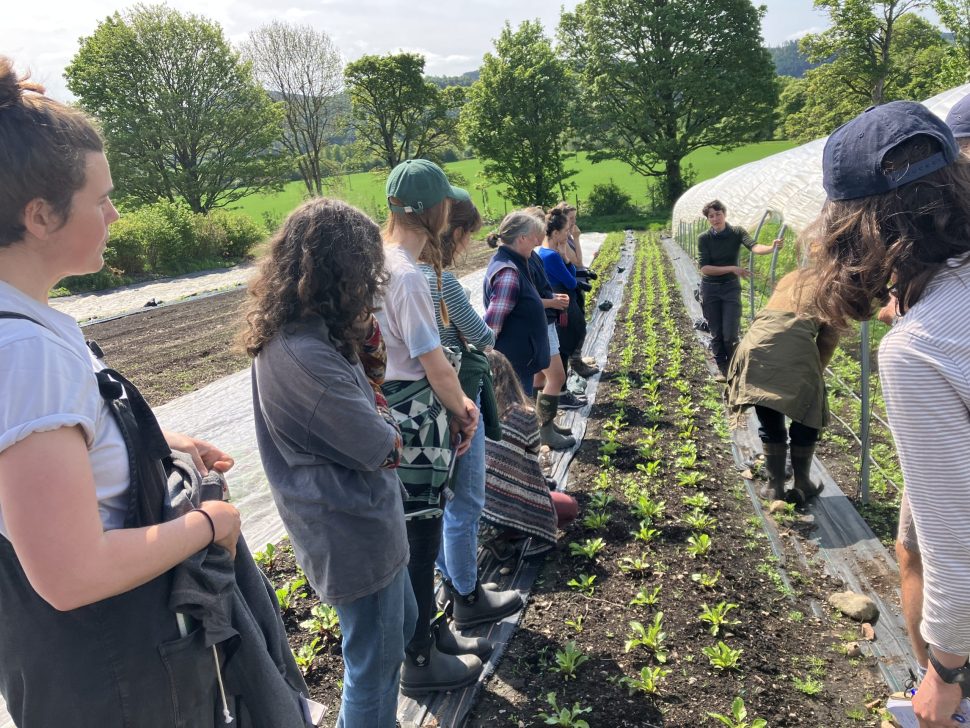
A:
552,415,572,436
569,355,600,378
787,444,824,505
433,614,493,658
451,580,524,630
537,394,576,450
760,442,788,501
400,641,483,697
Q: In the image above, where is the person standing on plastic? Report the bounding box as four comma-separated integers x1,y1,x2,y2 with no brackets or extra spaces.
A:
0,57,288,727
376,159,484,697
416,198,523,639
247,198,415,727
697,200,782,379
811,100,970,728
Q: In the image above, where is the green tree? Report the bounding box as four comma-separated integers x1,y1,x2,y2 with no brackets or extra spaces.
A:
780,10,955,141
933,0,970,80
799,0,920,106
65,5,288,213
885,14,952,99
241,21,345,197
461,20,576,208
344,53,463,168
559,0,776,207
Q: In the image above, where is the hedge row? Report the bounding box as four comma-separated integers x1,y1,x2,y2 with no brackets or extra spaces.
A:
105,201,266,275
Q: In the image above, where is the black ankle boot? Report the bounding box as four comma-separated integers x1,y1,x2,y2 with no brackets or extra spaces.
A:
432,614,493,658
450,580,524,630
400,640,482,697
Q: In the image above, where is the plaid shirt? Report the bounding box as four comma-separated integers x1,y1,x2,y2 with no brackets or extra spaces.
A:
484,267,520,338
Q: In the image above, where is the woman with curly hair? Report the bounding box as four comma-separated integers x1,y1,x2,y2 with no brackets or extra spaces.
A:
810,101,970,727
246,197,413,727
377,159,483,696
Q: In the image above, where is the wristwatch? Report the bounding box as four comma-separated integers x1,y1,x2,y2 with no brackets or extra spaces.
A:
928,646,970,695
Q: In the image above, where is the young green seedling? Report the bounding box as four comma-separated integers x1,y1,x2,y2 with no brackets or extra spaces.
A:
699,601,740,636
703,641,743,670
551,641,589,680
708,697,767,728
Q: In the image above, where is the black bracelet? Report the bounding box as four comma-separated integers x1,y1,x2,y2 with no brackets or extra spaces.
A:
192,508,216,547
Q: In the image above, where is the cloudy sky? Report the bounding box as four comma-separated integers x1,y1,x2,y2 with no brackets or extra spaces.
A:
1,0,939,100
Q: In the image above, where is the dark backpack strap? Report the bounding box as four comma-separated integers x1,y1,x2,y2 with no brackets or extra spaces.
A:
0,311,47,328
1,309,169,527
96,369,171,528
0,310,107,360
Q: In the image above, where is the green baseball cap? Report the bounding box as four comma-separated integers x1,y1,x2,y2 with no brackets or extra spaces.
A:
386,158,470,213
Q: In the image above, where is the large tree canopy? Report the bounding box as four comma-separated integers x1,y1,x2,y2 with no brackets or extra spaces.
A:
241,21,345,198
66,5,288,214
560,0,777,207
344,53,462,169
781,8,958,142
461,20,576,208
800,0,922,105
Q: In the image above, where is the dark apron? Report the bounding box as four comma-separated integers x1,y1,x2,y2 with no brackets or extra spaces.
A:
0,312,222,728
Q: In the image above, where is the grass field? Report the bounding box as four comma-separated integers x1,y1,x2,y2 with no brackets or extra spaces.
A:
231,141,796,226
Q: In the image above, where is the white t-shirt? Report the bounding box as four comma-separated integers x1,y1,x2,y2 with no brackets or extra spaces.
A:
375,245,442,381
0,281,129,537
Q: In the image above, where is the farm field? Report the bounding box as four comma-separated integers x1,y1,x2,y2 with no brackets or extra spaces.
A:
231,142,796,224
255,233,888,726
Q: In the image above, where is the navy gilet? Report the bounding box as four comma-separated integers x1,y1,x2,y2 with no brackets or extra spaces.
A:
483,246,551,375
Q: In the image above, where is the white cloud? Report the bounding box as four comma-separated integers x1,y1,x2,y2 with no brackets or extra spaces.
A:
786,26,823,41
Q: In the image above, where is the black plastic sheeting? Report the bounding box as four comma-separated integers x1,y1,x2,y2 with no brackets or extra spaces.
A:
662,236,918,694
397,233,638,728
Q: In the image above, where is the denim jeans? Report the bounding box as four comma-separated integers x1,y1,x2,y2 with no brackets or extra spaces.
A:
436,407,486,595
334,566,417,728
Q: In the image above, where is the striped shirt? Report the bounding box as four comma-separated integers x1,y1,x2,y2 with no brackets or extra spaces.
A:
417,265,495,350
879,256,970,654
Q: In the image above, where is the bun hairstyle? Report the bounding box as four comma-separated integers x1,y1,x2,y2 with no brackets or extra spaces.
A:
486,210,544,249
545,207,569,238
0,57,104,247
553,201,577,216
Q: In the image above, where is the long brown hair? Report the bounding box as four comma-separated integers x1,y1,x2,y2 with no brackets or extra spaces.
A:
386,197,451,323
811,135,970,329
241,198,387,360
486,349,532,417
435,198,482,268
0,57,103,246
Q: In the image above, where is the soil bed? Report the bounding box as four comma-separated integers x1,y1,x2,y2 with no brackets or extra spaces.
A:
467,234,886,727
84,243,497,407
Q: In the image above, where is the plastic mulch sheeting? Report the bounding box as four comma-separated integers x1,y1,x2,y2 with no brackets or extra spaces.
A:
662,236,919,694
397,233,637,728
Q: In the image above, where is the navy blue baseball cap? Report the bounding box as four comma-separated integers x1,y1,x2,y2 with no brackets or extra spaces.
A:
822,101,959,201
945,93,970,139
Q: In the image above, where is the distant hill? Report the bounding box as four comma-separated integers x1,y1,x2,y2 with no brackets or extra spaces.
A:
767,40,821,78
427,70,480,88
